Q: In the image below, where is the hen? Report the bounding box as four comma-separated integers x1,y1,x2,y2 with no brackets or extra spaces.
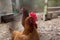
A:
12,14,40,40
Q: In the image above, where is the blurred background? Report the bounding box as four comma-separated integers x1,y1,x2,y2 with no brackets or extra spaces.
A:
0,0,60,13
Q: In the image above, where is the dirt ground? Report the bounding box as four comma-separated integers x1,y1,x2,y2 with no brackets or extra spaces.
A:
0,14,60,40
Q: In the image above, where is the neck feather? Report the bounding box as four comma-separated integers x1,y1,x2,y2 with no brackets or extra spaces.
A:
23,23,34,35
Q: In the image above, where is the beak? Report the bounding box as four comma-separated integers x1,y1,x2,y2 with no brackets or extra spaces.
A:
20,8,23,11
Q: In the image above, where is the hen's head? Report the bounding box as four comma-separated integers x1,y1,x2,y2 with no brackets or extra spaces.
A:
25,12,37,25
21,7,29,13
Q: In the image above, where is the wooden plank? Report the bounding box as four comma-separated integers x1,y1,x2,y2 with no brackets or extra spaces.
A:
43,0,48,21
48,10,60,14
48,7,60,9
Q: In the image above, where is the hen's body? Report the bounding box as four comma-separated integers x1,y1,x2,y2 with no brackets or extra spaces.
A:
13,28,39,40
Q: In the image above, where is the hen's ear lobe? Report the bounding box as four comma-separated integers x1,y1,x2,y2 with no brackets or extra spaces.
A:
29,17,34,24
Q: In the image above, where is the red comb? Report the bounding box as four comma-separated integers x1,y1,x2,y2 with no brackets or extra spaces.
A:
29,12,37,21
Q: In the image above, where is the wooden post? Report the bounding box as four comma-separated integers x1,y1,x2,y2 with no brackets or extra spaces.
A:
43,0,48,21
